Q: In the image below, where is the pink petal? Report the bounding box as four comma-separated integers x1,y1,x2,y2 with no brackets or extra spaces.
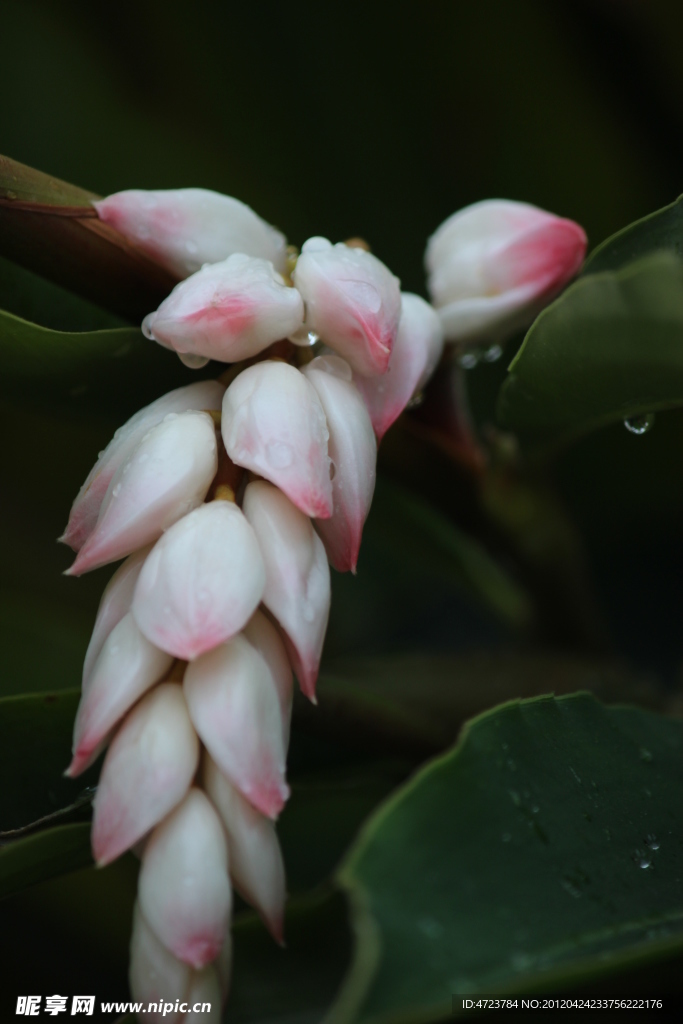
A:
132,502,265,660
139,789,231,969
293,237,401,376
221,361,333,519
303,357,376,573
91,683,199,865
242,481,330,700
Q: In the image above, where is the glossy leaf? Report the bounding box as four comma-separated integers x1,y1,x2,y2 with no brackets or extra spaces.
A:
330,694,683,1024
583,195,683,276
0,153,177,321
497,252,683,447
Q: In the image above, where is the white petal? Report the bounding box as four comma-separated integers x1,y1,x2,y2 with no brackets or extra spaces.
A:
92,683,199,865
221,361,332,518
242,609,293,750
139,788,231,969
129,903,191,1023
94,188,287,277
67,411,218,575
132,502,265,660
242,481,330,700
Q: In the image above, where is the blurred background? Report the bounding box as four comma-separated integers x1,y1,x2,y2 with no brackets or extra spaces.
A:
2,0,683,1015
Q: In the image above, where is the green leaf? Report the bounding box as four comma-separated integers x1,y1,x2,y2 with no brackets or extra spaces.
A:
0,822,92,900
0,690,96,836
0,153,177,321
583,195,683,276
330,694,683,1024
497,252,683,447
0,307,200,416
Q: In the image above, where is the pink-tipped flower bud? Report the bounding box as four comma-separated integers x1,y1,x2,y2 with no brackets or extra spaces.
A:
183,633,290,820
68,613,173,778
204,755,286,943
132,502,265,660
425,200,587,345
353,293,444,440
81,545,152,687
293,237,401,377
129,904,191,1024
92,683,199,866
142,255,304,365
61,381,224,553
94,188,287,278
242,481,330,701
138,788,232,969
221,361,332,519
67,411,218,576
303,357,376,573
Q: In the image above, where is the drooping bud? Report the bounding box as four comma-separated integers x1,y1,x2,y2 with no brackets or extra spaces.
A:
425,200,587,345
81,545,152,687
139,788,231,969
60,381,224,553
292,237,401,376
142,254,304,364
183,634,289,819
221,361,332,519
68,613,173,778
303,357,376,573
67,411,218,576
93,188,287,278
353,293,444,439
92,683,199,866
242,481,330,700
129,904,191,1024
204,755,286,942
132,502,265,660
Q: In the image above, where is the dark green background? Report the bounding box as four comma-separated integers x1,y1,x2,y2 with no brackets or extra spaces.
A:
3,0,683,1016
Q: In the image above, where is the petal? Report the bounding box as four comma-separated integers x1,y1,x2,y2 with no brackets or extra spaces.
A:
81,545,152,687
183,634,289,819
67,411,218,576
129,903,191,1024
293,238,401,376
94,188,287,277
139,788,231,969
204,755,286,943
353,293,444,440
132,502,265,660
61,380,224,552
221,361,332,519
242,481,330,700
91,683,199,865
142,254,304,363
68,613,173,778
303,357,376,573
242,609,293,749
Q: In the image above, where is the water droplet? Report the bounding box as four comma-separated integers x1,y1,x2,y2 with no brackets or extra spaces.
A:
645,834,660,851
265,441,294,469
112,484,121,498
632,848,652,869
185,240,199,255
639,746,654,762
406,391,425,409
178,352,210,369
624,413,655,435
458,351,479,370
483,343,503,363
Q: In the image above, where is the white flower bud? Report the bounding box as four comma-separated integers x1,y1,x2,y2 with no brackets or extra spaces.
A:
94,188,287,278
132,502,265,660
129,903,191,1023
221,361,333,519
353,293,443,439
292,238,401,376
139,789,231,970
184,633,289,819
242,481,330,701
204,755,286,943
92,683,199,865
68,613,173,778
61,380,224,553
303,356,376,573
142,254,304,364
67,411,218,576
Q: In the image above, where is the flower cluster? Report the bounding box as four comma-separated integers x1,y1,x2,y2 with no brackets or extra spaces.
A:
63,187,447,1022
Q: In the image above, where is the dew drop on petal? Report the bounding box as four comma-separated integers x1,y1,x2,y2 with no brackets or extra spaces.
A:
178,352,211,370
